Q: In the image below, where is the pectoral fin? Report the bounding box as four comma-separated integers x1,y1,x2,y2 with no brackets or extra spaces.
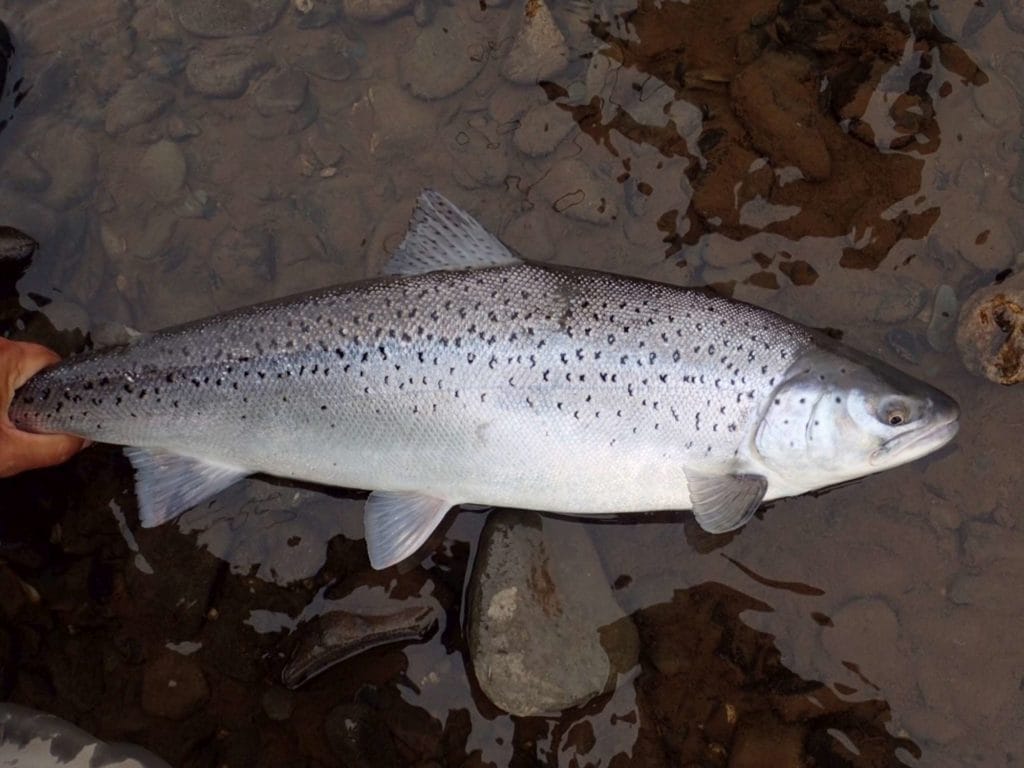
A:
684,469,768,534
363,490,453,570
125,447,249,527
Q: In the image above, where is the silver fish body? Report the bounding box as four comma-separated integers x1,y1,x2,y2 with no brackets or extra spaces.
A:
8,192,960,568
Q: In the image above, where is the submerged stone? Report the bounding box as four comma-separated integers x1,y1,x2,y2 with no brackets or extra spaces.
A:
956,273,1024,385
467,510,639,716
174,0,288,37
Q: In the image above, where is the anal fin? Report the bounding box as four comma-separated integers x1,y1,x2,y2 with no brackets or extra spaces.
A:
684,468,768,534
125,447,249,527
364,490,452,570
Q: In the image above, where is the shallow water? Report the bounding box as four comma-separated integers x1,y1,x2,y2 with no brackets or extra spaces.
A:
0,0,1022,766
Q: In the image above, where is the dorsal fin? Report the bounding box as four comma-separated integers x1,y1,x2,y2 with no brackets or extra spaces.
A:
384,190,522,276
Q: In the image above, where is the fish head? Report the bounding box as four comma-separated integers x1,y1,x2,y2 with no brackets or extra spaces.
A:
753,344,959,489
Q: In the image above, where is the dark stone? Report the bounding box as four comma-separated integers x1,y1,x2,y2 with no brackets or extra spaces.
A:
324,703,398,768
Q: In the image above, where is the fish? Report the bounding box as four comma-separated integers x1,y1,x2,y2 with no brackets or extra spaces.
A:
0,703,172,768
0,20,25,138
8,191,960,570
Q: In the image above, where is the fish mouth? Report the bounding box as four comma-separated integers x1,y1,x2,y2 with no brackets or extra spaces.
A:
870,417,960,466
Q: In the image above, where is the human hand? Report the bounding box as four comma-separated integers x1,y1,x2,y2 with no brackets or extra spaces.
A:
0,339,84,477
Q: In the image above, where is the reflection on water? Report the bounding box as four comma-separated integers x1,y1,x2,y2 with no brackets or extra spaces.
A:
1,0,1023,765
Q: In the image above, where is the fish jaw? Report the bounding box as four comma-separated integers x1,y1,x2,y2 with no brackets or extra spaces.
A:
870,407,959,468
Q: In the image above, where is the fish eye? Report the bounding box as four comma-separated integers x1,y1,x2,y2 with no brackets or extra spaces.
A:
882,402,911,427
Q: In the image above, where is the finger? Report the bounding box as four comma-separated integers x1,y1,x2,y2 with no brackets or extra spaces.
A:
0,425,85,478
2,339,61,390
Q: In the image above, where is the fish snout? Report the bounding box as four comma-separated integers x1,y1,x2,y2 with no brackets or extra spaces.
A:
929,388,960,429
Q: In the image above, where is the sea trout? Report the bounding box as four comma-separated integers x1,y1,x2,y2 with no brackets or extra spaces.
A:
8,191,960,569
0,20,25,138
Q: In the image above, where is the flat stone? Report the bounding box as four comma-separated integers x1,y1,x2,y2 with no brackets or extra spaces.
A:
252,69,309,115
786,270,926,327
186,44,270,97
513,101,575,157
534,158,618,225
324,703,398,768
400,8,486,100
502,0,569,85
174,0,288,38
105,77,173,134
141,653,209,720
956,214,1015,271
294,35,359,81
343,0,413,22
468,510,639,716
140,140,188,202
926,284,958,352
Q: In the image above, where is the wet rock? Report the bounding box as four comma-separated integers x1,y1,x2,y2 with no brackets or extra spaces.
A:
926,284,958,352
535,158,618,225
821,598,908,691
400,8,486,100
130,212,179,262
901,706,964,746
41,299,90,333
246,69,317,138
1006,0,1024,32
413,0,434,26
502,0,569,85
955,273,1024,385
363,82,436,156
324,703,398,768
37,126,97,208
513,101,575,157
972,72,1020,130
139,140,187,202
468,510,639,717
209,226,274,296
500,212,557,262
449,117,510,189
105,77,174,134
885,327,924,365
253,68,309,114
0,566,28,619
297,0,341,27
343,0,413,22
167,114,202,139
174,0,289,37
261,687,294,721
0,226,37,263
282,603,439,688
1,150,51,194
186,44,270,97
729,718,805,768
790,271,926,327
294,35,360,82
141,653,210,720
731,52,830,181
956,214,1015,271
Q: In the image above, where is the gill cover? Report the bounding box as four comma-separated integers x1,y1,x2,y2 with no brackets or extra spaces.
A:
754,343,959,488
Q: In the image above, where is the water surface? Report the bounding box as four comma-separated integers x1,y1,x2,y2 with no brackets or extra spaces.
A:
0,0,1021,766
